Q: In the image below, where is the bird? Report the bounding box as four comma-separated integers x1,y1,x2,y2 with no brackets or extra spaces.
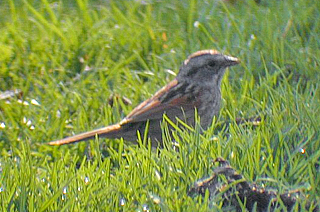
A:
48,50,239,147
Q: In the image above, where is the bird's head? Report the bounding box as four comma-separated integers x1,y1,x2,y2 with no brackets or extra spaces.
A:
177,50,239,85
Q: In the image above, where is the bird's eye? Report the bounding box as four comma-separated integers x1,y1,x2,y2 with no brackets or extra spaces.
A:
207,61,216,67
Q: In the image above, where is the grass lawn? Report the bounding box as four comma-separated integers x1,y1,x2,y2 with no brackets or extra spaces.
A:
0,0,319,211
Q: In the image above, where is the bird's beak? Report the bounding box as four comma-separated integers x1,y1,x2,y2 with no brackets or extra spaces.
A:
224,55,240,66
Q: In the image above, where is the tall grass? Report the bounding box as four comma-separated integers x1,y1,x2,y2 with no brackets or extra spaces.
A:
0,0,319,210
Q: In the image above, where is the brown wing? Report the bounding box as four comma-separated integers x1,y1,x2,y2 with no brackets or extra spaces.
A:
48,79,195,146
120,79,196,125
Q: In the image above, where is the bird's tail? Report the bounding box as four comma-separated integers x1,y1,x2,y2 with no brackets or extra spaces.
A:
48,124,123,146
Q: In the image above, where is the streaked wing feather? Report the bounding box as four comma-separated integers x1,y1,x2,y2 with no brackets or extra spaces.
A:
120,79,193,124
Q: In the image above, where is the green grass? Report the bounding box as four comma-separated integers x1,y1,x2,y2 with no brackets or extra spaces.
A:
0,0,320,210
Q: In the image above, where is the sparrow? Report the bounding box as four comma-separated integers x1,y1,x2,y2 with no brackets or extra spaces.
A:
48,50,239,147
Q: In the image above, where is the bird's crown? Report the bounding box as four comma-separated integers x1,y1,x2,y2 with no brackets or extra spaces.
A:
183,49,220,65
